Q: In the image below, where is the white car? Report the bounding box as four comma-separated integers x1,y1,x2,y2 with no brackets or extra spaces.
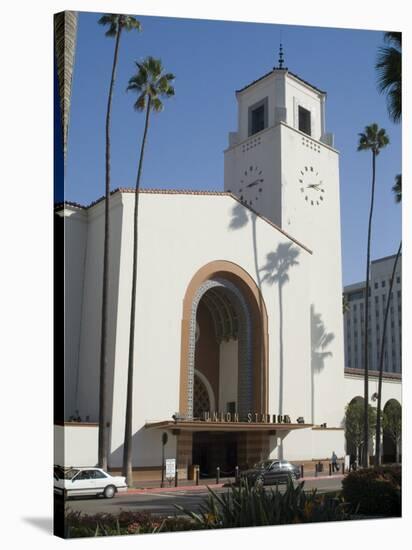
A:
54,467,128,499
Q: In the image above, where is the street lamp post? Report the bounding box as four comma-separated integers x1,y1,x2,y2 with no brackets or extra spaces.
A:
161,432,168,488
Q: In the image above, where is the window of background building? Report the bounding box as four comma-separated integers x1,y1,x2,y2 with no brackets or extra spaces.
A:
382,280,386,287
396,275,400,284
374,282,378,289
397,290,401,298
298,105,311,136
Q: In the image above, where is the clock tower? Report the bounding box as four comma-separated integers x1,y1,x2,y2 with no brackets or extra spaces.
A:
224,54,345,426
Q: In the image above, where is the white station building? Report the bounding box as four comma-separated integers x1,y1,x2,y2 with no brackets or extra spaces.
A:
55,61,401,479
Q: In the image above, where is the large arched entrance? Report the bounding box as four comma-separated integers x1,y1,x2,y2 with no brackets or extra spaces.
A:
344,396,365,466
382,399,401,463
177,260,269,477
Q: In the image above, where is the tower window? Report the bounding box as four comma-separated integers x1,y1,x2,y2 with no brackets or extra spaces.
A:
298,106,311,136
248,98,268,136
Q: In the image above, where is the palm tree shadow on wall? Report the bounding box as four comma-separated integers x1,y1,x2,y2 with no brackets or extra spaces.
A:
310,305,334,424
229,202,261,288
260,244,300,441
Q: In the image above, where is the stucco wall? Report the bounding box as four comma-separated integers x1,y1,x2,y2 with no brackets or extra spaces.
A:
343,372,401,410
61,208,87,418
54,424,98,467
280,123,345,428
103,191,312,467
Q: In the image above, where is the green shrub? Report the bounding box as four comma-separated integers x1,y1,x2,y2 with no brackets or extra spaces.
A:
341,466,401,517
64,508,200,538
176,478,350,528
64,510,164,538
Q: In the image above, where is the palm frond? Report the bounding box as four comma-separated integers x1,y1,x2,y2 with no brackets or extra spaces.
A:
384,31,401,47
164,86,175,98
134,93,146,111
98,13,119,37
128,56,175,113
376,33,401,123
98,14,118,26
151,97,163,112
357,124,389,154
123,16,142,31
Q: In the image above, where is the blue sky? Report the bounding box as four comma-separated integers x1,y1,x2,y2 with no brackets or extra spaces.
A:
65,12,401,286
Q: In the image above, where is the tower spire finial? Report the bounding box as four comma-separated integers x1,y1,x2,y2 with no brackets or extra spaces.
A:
274,38,287,70
278,42,284,68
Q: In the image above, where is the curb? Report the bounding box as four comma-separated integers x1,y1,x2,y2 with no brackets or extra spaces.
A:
121,475,345,495
122,483,226,495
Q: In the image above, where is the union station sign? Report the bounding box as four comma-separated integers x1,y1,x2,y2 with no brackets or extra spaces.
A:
201,411,293,424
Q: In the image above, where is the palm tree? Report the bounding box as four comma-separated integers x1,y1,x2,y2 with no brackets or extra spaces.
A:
54,11,78,163
376,32,401,123
374,178,402,465
123,57,175,485
357,123,389,467
342,293,350,315
97,13,141,471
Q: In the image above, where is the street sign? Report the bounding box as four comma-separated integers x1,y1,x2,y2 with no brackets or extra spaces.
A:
165,458,176,478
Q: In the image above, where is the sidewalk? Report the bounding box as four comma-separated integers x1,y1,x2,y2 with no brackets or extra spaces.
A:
123,472,346,495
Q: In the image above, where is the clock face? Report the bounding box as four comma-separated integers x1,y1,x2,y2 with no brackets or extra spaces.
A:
238,164,264,206
298,165,326,206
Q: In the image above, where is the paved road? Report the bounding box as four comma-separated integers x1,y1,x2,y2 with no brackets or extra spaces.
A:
64,477,343,517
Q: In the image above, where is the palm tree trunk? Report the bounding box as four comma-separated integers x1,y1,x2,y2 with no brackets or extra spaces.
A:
98,26,123,471
362,150,376,467
374,241,402,465
54,11,78,163
123,96,152,486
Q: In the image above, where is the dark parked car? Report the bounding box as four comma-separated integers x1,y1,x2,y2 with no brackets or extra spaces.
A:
241,460,301,486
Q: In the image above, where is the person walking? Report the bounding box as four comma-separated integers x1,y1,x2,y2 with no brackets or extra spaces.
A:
331,451,338,473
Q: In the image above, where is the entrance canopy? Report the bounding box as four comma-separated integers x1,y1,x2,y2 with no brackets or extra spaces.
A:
145,420,314,432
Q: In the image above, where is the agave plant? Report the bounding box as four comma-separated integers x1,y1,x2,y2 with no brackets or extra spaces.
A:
176,478,350,528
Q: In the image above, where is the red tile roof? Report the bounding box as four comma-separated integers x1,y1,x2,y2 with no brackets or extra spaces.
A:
55,187,312,254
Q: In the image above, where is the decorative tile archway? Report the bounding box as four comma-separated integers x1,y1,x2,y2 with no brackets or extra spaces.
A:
179,260,269,416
